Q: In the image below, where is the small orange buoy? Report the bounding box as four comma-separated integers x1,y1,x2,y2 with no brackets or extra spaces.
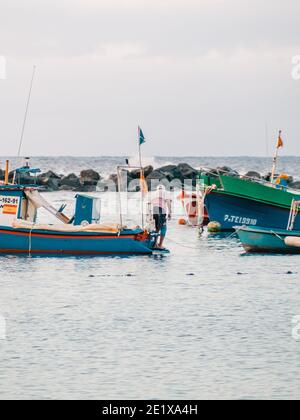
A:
178,218,187,225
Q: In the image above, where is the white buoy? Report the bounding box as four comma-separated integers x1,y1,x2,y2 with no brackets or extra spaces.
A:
284,237,300,248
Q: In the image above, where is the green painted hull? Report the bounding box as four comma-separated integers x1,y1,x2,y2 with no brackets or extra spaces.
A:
200,174,300,209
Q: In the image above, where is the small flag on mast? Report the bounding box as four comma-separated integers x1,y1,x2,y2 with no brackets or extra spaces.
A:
271,130,284,183
138,126,145,146
277,130,283,149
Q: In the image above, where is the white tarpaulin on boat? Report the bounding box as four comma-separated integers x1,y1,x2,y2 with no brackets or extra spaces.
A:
25,190,70,223
12,219,121,233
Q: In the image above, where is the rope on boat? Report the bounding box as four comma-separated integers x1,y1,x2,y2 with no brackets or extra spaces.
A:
28,225,34,255
198,185,216,235
227,226,243,239
270,230,284,241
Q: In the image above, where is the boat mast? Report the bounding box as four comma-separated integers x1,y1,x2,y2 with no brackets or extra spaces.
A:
18,65,36,158
13,65,36,184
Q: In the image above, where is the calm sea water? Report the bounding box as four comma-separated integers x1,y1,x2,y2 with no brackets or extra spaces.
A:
0,156,300,400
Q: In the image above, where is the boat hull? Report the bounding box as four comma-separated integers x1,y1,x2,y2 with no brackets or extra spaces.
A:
236,226,300,254
205,192,300,231
0,227,155,256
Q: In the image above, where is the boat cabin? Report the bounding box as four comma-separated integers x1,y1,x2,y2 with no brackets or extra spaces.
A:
0,184,101,228
74,194,101,226
0,184,38,227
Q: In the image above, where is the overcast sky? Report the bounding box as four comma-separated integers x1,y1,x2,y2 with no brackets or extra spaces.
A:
0,0,299,157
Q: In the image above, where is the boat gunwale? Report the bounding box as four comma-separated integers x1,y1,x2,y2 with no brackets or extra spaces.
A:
200,170,300,209
234,225,300,236
0,226,145,239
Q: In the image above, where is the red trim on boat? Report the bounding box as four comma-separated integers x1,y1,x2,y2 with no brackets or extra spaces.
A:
0,229,136,240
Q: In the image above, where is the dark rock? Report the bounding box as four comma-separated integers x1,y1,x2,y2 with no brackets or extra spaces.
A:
147,169,166,180
177,163,198,180
130,165,153,179
244,171,261,180
80,169,101,186
143,165,154,178
263,172,273,182
146,169,166,181
61,173,81,188
158,165,181,181
216,166,239,176
290,181,300,190
37,176,61,191
146,170,168,189
37,170,62,191
40,170,61,180
11,172,35,185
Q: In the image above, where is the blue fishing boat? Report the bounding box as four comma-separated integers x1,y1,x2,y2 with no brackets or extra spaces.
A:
235,200,300,254
0,163,157,256
235,226,300,254
199,171,300,231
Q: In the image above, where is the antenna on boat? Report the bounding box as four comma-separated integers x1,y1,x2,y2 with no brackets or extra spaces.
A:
13,65,36,184
13,65,36,183
17,65,36,158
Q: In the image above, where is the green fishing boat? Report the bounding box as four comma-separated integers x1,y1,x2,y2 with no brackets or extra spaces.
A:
199,171,300,231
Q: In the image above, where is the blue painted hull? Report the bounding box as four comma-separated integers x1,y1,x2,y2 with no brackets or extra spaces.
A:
0,227,155,256
236,226,300,254
205,192,299,231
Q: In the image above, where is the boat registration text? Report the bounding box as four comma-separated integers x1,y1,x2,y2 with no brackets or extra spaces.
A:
224,214,257,225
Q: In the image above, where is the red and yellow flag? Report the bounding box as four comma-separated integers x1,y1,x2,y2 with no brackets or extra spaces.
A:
140,170,148,196
2,204,17,215
277,131,284,149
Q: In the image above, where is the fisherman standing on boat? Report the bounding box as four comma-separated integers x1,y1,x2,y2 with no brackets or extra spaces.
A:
151,184,172,249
